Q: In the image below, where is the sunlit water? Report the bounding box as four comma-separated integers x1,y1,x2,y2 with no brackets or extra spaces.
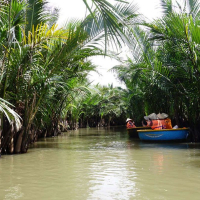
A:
1,127,200,200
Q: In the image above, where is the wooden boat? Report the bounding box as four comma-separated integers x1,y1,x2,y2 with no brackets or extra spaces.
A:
137,128,189,141
127,126,151,138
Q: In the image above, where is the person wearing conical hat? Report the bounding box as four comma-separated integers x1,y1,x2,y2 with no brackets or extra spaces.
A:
147,113,158,120
157,113,172,129
144,113,157,128
143,117,151,127
126,118,136,128
144,113,162,130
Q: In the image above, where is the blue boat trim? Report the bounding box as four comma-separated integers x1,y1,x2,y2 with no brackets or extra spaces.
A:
137,128,189,141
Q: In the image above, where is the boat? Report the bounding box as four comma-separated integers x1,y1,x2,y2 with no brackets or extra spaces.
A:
137,128,189,141
127,126,151,138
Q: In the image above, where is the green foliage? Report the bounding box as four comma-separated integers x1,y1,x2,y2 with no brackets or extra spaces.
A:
0,0,137,150
65,84,127,127
114,0,200,128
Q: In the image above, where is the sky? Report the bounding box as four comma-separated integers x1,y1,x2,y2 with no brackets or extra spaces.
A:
47,0,162,88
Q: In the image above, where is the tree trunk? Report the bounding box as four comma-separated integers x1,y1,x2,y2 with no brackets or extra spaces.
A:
108,117,111,127
29,129,34,143
1,122,13,153
0,118,1,157
8,124,14,154
15,128,24,153
174,96,180,127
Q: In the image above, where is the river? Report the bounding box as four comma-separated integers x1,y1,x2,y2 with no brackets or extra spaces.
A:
0,127,200,200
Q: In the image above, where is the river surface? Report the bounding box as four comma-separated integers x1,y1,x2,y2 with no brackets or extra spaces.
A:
1,127,200,200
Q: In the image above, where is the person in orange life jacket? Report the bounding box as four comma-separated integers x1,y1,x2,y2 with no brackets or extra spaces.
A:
143,115,153,127
126,118,136,128
142,118,152,127
144,113,162,130
157,113,172,129
151,119,163,130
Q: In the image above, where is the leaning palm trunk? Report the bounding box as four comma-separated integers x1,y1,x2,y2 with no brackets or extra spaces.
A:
15,128,24,153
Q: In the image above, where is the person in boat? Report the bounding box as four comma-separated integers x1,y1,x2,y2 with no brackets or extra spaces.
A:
142,120,148,127
157,113,172,129
144,113,163,130
126,118,136,128
143,116,152,127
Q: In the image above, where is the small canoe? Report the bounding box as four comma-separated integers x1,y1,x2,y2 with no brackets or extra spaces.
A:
137,128,189,141
127,126,151,138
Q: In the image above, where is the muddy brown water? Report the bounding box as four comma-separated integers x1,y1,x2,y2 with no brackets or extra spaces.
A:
1,127,200,200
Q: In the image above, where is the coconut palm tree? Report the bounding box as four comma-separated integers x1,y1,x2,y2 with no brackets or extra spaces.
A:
0,0,139,153
113,0,200,140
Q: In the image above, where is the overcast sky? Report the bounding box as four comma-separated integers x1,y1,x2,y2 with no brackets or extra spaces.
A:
47,0,162,87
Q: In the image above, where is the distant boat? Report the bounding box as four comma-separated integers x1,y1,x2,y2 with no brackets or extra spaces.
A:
137,128,189,141
127,126,151,138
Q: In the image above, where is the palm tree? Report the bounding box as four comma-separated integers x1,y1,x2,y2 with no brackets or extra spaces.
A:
0,0,139,153
146,0,200,131
114,0,200,140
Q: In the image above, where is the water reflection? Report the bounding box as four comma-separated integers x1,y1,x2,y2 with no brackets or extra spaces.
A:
152,153,164,173
88,152,138,200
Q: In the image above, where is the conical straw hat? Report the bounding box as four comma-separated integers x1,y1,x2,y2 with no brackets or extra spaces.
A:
144,113,158,120
144,116,149,120
157,113,168,119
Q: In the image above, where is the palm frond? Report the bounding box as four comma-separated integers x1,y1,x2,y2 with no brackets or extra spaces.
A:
0,98,22,130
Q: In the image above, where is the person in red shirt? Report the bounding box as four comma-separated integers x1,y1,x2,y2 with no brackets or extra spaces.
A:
126,118,136,128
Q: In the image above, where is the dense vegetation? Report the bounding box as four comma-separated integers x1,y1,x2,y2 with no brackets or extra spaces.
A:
1,0,200,155
114,0,200,141
0,0,137,154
